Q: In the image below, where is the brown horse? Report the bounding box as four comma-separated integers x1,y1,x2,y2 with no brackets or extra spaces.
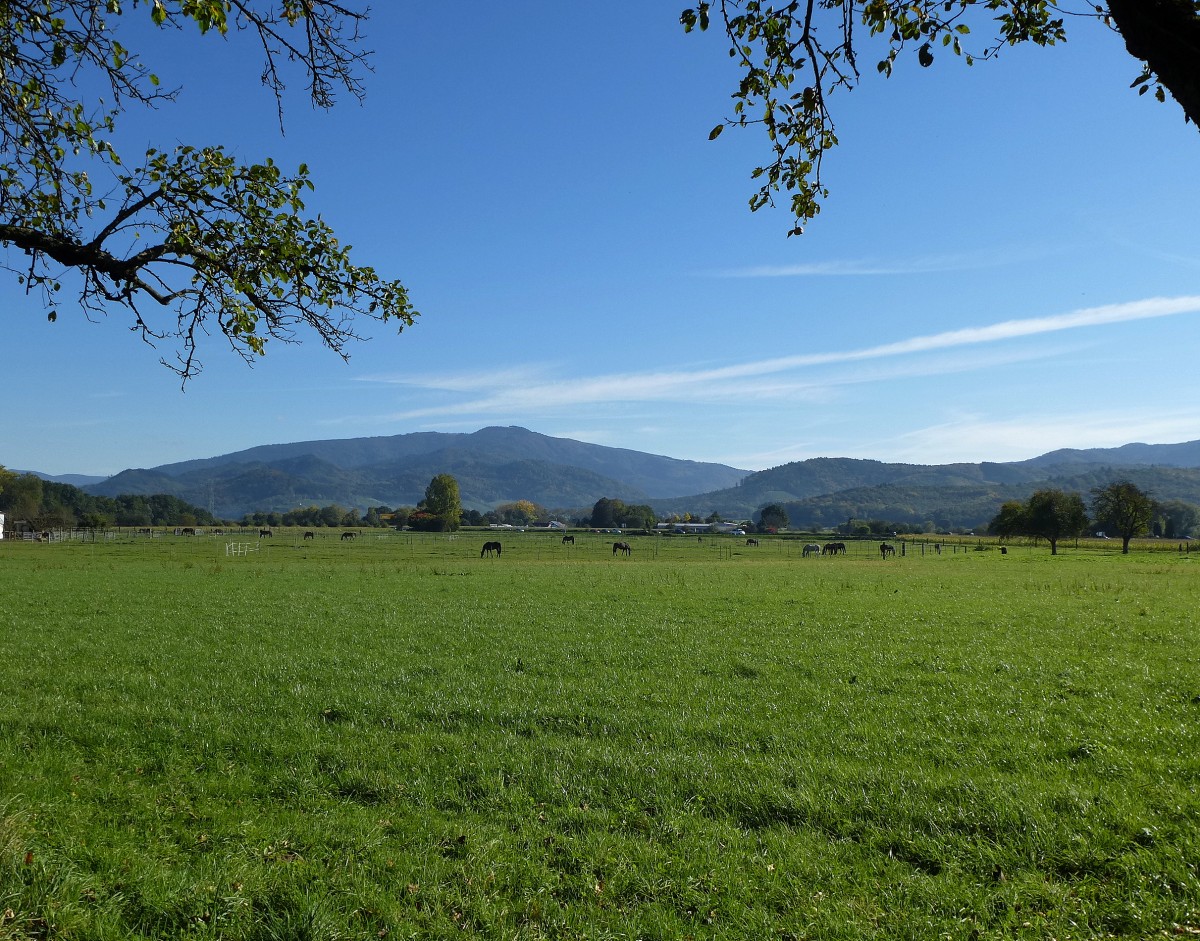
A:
481,541,502,557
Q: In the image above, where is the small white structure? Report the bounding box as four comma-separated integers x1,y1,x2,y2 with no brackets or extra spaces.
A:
0,512,4,540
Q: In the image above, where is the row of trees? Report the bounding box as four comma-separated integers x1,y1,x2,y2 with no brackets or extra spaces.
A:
989,480,1178,554
588,498,657,531
0,468,217,530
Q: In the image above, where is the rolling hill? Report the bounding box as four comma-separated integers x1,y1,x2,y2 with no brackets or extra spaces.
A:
85,426,749,518
62,430,1200,527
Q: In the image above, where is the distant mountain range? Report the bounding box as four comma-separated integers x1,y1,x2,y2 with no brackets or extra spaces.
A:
655,444,1200,529
80,426,750,519
18,428,1200,527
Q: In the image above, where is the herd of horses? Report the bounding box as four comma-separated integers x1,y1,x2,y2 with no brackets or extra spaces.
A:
256,530,906,560
476,537,904,558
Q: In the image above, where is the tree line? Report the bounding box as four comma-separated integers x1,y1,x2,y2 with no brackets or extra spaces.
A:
0,469,217,530
988,480,1196,554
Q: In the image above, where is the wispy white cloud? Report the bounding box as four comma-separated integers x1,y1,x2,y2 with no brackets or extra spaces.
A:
711,244,1054,278
358,295,1200,424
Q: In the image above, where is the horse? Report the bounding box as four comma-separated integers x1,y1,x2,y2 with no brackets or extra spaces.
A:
612,541,631,556
802,543,822,557
481,541,502,558
259,529,272,538
303,531,315,540
746,538,760,547
181,527,196,536
562,534,575,545
341,531,357,541
880,543,896,558
831,542,847,555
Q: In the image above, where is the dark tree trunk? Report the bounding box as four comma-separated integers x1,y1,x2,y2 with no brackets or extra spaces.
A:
1107,0,1200,126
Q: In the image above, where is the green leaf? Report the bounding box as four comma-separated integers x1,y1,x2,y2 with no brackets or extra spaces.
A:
708,124,724,140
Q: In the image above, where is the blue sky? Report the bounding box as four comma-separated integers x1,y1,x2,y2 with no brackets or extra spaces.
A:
4,2,1200,478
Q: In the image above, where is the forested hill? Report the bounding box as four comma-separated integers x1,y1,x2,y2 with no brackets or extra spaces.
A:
651,447,1200,530
85,426,749,518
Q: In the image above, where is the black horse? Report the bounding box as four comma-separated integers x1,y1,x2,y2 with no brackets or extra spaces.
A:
341,531,357,541
481,541,502,557
259,529,272,538
880,543,896,558
612,541,631,556
562,534,575,545
303,531,315,540
746,538,760,547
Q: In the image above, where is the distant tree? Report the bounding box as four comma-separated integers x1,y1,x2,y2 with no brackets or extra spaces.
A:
590,497,622,529
319,504,345,527
617,504,656,530
1025,489,1089,555
390,506,416,529
405,509,443,532
496,500,545,526
1155,500,1200,540
421,474,462,532
79,512,110,531
988,500,1028,539
758,503,789,531
0,472,43,521
1091,480,1154,554
460,509,485,527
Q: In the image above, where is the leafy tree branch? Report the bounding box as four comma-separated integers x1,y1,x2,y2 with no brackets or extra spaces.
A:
682,1,1200,234
1,1,414,382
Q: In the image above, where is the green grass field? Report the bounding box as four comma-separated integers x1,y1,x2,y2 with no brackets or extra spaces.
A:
1,531,1197,939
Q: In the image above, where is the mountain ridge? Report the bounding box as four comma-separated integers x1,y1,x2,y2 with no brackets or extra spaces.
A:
17,428,1200,526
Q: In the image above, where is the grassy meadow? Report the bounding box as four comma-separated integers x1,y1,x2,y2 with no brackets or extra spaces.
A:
1,530,1198,939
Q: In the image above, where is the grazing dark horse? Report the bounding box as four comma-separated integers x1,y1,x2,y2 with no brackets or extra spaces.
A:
562,535,575,545
822,542,847,556
481,541,502,558
612,541,632,556
181,527,196,536
259,529,272,538
341,531,357,541
303,531,315,540
746,538,760,547
802,543,822,557
880,543,896,558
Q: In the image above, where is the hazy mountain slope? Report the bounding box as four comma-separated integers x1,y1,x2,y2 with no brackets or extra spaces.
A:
1020,440,1200,468
776,465,1200,531
89,451,648,518
125,426,747,501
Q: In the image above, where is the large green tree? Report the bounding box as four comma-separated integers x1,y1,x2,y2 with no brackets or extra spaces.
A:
1,0,415,381
1024,488,1089,555
1091,479,1154,553
421,474,462,532
682,1,1200,233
